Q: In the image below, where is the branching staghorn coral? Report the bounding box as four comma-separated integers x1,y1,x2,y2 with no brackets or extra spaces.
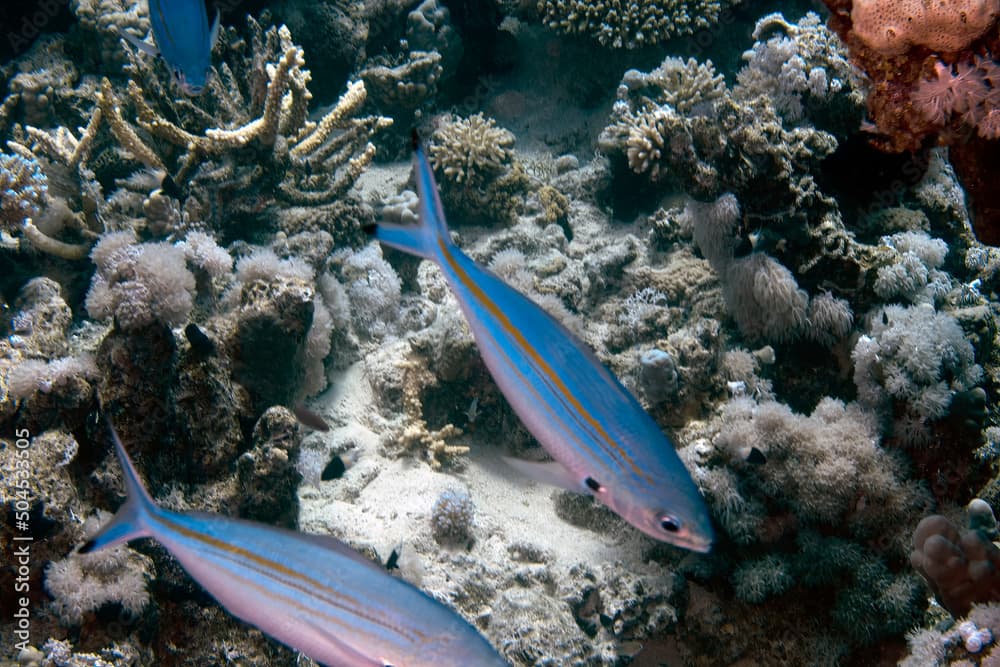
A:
398,357,469,470
12,17,391,241
117,19,393,205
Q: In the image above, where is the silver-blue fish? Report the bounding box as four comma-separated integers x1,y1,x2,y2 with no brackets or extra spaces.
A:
82,420,510,666
371,138,714,552
123,0,219,95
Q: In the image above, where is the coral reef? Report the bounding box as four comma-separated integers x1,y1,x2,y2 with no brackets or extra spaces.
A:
820,0,1000,243
537,0,733,49
427,112,526,224
4,1,1000,664
600,11,865,213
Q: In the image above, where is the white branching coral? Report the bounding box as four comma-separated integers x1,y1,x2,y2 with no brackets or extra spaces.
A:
14,17,392,237
45,513,153,625
852,303,983,426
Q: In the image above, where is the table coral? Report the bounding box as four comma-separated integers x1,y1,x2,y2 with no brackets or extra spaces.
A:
537,0,731,49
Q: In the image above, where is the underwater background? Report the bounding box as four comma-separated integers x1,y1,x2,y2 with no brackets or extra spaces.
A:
3,0,1000,664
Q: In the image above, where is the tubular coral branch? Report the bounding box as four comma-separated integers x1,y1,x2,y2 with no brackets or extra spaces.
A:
128,80,202,150
70,107,103,169
291,80,367,158
205,45,306,149
99,78,165,170
22,220,91,260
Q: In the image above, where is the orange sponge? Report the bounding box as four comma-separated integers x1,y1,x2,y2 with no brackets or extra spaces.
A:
852,0,999,55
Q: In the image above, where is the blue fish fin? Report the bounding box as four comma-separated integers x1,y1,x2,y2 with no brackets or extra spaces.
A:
78,420,157,554
209,9,221,50
502,456,585,493
372,138,452,260
119,29,159,57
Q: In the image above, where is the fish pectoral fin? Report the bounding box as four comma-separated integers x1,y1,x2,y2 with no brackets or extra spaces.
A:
118,29,160,57
502,456,585,493
300,619,384,667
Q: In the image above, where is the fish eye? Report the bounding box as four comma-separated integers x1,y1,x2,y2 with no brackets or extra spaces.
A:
659,515,681,533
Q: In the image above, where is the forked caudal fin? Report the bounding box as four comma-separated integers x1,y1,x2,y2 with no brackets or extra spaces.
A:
78,419,157,554
369,132,452,260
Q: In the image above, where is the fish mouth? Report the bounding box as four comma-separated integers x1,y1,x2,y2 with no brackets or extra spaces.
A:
664,529,713,553
682,535,713,554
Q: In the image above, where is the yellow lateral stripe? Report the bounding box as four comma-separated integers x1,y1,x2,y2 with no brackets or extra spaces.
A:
158,514,425,643
439,239,652,484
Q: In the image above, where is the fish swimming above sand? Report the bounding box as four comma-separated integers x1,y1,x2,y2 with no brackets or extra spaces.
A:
81,418,510,667
370,135,714,553
121,0,219,95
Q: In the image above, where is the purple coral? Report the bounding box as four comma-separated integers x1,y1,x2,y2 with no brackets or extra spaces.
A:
910,501,1000,617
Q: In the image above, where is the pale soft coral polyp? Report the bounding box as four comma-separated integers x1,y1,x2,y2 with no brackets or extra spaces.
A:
852,0,1000,55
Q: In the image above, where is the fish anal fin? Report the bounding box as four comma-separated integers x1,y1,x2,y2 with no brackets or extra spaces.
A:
299,618,384,667
502,456,586,493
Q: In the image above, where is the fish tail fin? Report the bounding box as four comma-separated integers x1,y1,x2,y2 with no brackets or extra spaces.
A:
369,130,452,260
79,419,157,554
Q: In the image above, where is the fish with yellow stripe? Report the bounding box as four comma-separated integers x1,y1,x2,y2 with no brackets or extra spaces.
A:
370,136,714,553
81,419,510,667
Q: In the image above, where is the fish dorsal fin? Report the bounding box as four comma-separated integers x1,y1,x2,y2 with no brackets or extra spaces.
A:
502,456,587,493
292,531,387,573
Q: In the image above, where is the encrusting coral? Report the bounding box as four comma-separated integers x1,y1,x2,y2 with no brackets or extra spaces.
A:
850,0,999,56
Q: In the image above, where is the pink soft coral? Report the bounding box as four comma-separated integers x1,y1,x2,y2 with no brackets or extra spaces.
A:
912,56,1000,135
